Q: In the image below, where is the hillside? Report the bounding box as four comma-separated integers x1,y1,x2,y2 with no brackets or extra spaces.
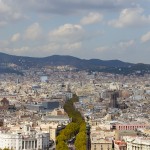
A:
0,52,149,75
0,52,131,68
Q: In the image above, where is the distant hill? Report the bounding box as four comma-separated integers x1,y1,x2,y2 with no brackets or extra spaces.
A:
0,52,131,68
0,52,149,75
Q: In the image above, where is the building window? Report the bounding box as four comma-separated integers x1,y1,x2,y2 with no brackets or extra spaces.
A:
29,141,31,148
32,141,34,148
25,141,27,149
35,140,37,148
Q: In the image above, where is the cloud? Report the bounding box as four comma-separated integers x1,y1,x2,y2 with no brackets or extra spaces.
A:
0,0,25,26
2,23,83,56
0,40,9,47
0,21,7,26
47,24,84,53
12,46,30,55
95,46,109,52
0,0,146,27
109,7,150,28
11,33,21,42
141,31,150,43
49,24,85,43
6,0,140,16
1,23,84,57
49,23,100,42
1,41,82,57
63,42,82,50
119,40,135,48
38,42,82,54
24,23,42,40
80,12,103,25
0,0,10,13
50,24,83,37
95,39,135,54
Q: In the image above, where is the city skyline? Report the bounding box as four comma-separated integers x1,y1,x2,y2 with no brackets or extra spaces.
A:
0,0,150,63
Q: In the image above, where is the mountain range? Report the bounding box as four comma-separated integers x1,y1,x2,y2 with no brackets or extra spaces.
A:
0,52,149,75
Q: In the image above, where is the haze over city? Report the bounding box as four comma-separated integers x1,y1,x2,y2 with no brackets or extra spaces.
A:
0,0,150,63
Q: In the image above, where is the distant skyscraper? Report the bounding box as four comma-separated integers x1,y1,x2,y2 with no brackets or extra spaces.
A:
110,91,119,108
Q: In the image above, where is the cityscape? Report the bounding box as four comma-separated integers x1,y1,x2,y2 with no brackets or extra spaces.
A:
0,65,149,150
0,0,150,150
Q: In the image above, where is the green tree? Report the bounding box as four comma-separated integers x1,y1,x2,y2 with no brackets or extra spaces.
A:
75,132,86,150
56,141,69,150
56,94,87,149
79,122,86,132
56,134,67,143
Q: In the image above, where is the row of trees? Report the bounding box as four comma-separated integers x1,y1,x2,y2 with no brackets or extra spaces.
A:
56,122,79,150
56,95,86,150
75,122,86,150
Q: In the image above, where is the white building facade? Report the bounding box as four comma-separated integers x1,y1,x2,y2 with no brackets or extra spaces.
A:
123,136,150,150
0,125,50,150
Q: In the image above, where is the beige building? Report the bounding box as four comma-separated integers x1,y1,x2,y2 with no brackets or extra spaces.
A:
90,124,117,150
38,122,58,142
91,137,112,150
91,130,114,150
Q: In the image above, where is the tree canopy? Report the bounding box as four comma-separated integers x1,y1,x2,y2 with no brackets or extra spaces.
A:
56,94,86,150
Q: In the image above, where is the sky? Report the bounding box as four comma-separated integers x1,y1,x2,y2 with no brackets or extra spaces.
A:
0,0,150,63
